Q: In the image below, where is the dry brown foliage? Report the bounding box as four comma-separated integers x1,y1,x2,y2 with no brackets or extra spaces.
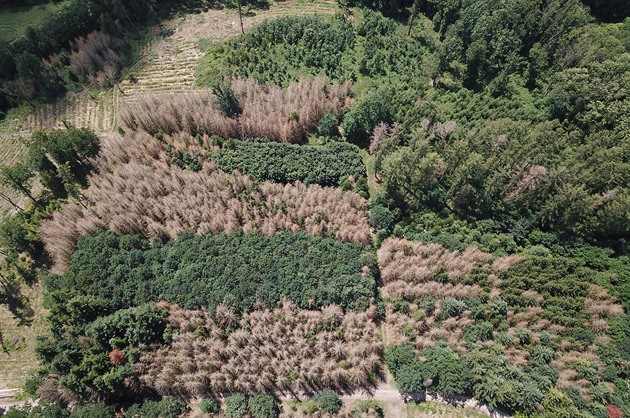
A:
69,31,127,88
585,284,625,320
369,122,399,155
491,254,524,272
119,77,353,143
553,349,603,390
378,238,493,286
138,301,382,397
40,132,371,272
383,300,472,354
503,164,548,200
382,281,482,301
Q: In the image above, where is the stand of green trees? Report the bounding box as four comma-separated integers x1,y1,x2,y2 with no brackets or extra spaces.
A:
212,139,367,188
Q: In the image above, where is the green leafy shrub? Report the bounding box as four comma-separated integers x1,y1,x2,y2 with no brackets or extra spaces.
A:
4,402,68,418
368,204,395,234
530,345,555,365
463,321,494,343
341,91,392,145
439,297,466,319
318,110,340,137
199,398,220,414
124,397,188,418
384,345,419,376
69,404,115,418
197,15,355,87
86,304,167,350
394,363,425,397
299,400,318,414
212,82,242,118
313,389,343,414
212,140,366,187
225,394,248,418
516,327,532,346
352,400,384,417
248,394,280,418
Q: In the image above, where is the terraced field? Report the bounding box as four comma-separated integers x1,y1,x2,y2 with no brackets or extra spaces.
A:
0,133,31,217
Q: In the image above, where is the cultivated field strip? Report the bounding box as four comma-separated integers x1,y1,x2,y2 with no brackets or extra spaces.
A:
118,40,204,97
0,133,30,217
21,90,115,132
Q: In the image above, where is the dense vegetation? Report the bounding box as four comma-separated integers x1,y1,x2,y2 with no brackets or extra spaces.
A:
51,229,376,313
197,5,630,416
199,8,630,243
379,238,629,415
212,139,367,188
40,132,371,271
2,0,629,416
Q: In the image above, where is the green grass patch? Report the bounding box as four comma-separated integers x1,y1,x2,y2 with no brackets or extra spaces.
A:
407,401,489,417
0,1,69,42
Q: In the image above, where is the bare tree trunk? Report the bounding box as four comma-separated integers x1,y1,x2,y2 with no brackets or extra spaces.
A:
0,192,23,212
237,0,245,34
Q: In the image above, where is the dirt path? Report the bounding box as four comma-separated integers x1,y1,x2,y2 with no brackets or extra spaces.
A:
340,383,406,418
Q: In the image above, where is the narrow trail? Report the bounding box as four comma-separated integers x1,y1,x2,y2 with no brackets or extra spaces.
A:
279,383,511,418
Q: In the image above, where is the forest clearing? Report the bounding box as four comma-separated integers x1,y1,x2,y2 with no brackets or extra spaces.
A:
0,0,628,417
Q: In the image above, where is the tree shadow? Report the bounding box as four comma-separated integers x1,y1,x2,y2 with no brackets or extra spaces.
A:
0,274,34,326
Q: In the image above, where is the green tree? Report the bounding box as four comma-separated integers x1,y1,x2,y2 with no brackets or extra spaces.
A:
0,163,38,206
225,393,248,418
313,390,342,414
199,398,220,414
248,394,280,418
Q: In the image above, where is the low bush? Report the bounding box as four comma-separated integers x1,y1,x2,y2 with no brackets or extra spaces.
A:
196,16,355,87
353,400,384,418
313,389,343,413
199,398,220,414
248,394,280,418
225,394,248,418
69,404,115,418
124,397,188,418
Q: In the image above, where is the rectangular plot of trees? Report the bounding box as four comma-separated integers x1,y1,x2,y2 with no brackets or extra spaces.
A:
60,229,377,314
213,139,366,188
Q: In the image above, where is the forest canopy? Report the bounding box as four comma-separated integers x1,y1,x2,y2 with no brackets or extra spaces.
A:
1,0,629,416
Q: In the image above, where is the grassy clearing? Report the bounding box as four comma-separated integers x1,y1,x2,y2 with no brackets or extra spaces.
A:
0,1,69,42
408,401,491,418
0,283,47,392
361,149,380,197
0,133,30,218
